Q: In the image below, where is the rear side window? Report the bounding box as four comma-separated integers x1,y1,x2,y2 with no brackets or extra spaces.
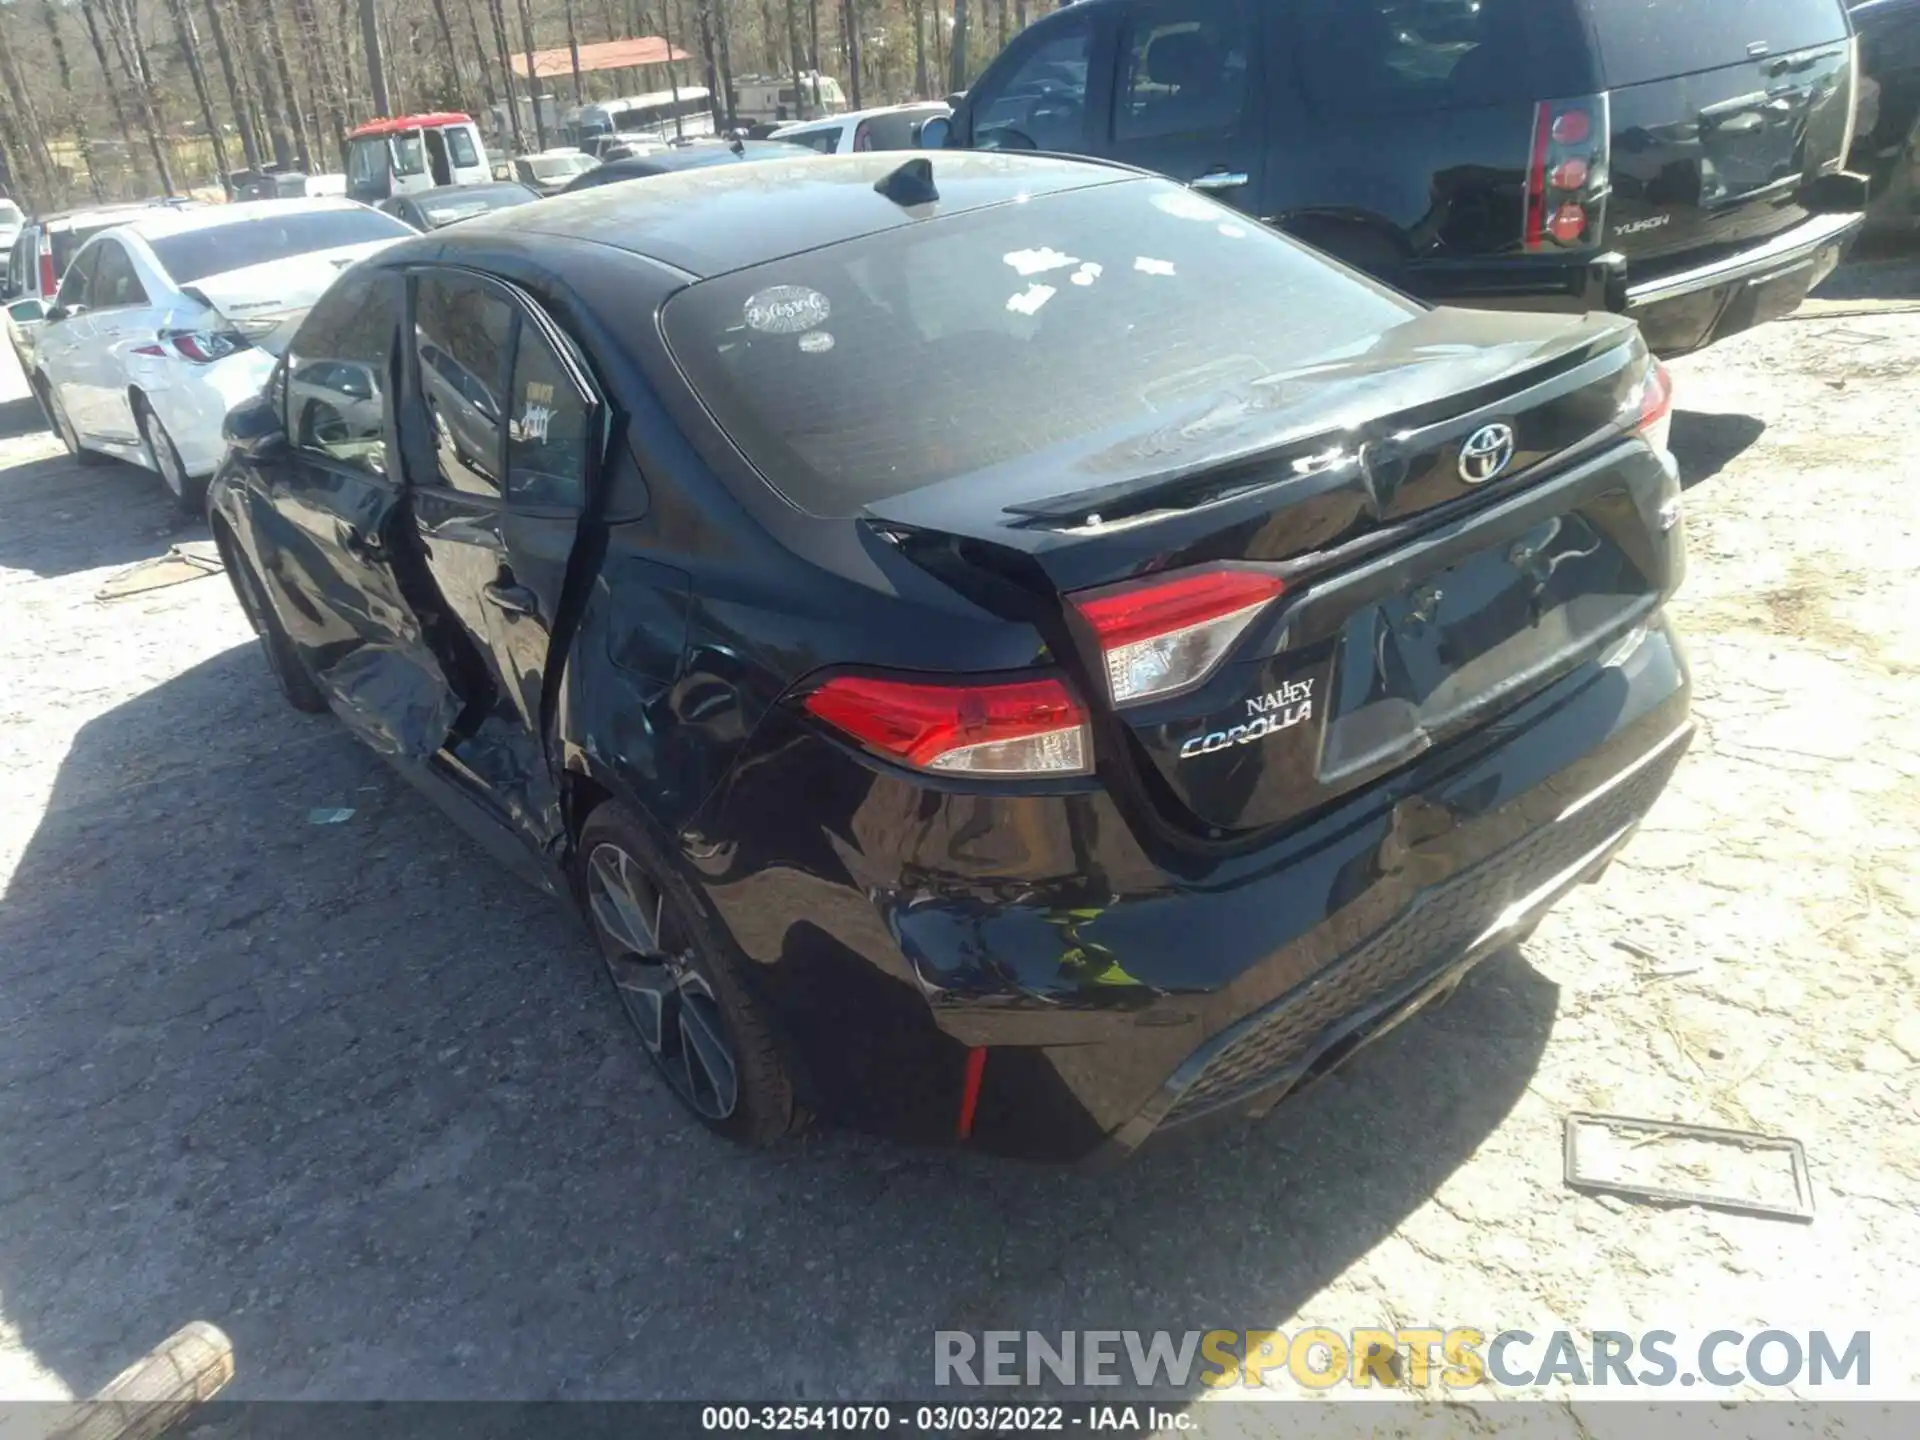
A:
286,268,397,475
1116,0,1252,141
148,209,411,285
662,179,1417,517
507,323,595,508
90,241,148,308
1292,0,1591,114
55,245,98,309
1585,0,1851,88
448,128,481,169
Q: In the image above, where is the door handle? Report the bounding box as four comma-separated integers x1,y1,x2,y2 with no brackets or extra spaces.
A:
482,580,538,616
1191,170,1249,193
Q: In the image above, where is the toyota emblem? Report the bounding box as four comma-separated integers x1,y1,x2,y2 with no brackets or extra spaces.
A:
1458,423,1516,485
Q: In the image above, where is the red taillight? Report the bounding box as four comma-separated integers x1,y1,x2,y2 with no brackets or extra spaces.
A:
1550,158,1590,191
1072,568,1284,707
1550,109,1591,145
165,328,249,364
1549,203,1588,244
1634,360,1674,450
802,674,1091,776
1526,97,1609,254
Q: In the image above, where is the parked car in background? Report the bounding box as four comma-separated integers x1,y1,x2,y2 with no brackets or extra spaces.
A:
770,101,952,153
924,0,1867,355
1851,0,1920,229
344,112,491,204
0,198,23,271
209,152,1690,1161
559,137,808,192
729,70,848,126
380,181,542,231
3,201,205,377
31,198,413,507
231,169,349,200
510,150,601,195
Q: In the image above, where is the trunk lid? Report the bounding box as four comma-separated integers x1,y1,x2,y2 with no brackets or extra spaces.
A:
183,242,398,354
1591,0,1857,269
869,308,1677,837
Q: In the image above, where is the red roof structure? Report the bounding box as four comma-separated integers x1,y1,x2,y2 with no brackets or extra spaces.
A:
347,112,475,139
509,37,691,80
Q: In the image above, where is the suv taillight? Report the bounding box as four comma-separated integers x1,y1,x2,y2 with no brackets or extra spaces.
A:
38,235,55,299
803,674,1092,776
1525,95,1610,253
1071,568,1285,708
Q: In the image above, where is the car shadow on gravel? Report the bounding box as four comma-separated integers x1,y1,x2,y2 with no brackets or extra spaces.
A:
1668,410,1766,491
0,450,198,579
0,396,50,441
0,644,1559,1403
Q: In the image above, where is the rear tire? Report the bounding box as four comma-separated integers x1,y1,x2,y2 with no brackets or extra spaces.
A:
135,396,206,512
38,376,108,466
577,800,802,1146
222,535,327,714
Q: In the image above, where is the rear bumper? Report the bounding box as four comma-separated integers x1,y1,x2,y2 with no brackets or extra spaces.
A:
1625,211,1862,355
686,615,1693,1162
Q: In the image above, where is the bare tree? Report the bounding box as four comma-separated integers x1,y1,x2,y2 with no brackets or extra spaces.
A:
0,13,59,198
79,1,161,190
484,0,525,151
41,0,106,199
562,0,585,104
947,0,966,93
841,0,860,107
166,0,234,182
911,0,926,100
201,0,264,170
512,0,548,147
459,0,501,111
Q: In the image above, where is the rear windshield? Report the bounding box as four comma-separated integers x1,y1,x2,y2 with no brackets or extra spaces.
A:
150,209,412,284
1585,0,1852,88
662,179,1418,517
421,188,532,225
1292,0,1591,114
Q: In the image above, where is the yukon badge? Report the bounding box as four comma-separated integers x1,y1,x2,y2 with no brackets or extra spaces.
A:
1179,680,1315,760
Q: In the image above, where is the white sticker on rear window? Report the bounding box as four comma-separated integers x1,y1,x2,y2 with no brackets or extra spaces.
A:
1070,262,1103,287
1135,257,1176,277
1006,283,1056,317
744,285,831,333
797,329,835,354
1002,246,1078,277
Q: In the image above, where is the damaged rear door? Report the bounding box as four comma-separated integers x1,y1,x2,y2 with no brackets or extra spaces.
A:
264,266,463,760
394,266,601,854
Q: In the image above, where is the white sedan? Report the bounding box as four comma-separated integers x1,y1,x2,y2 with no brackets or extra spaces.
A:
32,198,413,507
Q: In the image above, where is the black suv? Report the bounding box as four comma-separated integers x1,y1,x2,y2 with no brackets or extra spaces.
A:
926,0,1866,355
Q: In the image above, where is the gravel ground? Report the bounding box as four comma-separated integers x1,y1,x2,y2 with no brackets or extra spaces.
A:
0,259,1915,1423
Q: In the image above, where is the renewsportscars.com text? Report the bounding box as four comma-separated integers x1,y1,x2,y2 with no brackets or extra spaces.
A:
934,1328,1872,1391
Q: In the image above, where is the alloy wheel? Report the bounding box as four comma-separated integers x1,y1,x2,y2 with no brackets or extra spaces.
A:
585,841,739,1121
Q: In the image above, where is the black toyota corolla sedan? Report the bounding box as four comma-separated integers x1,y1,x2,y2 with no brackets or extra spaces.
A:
209,152,1692,1161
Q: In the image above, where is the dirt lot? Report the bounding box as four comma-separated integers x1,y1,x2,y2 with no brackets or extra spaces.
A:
0,257,1916,1421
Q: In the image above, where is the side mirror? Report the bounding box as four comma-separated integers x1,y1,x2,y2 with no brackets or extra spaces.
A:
8,298,46,325
44,303,69,324
223,390,288,459
918,115,954,150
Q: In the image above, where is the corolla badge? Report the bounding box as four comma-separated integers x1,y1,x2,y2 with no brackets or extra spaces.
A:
1458,423,1516,485
1179,680,1315,760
